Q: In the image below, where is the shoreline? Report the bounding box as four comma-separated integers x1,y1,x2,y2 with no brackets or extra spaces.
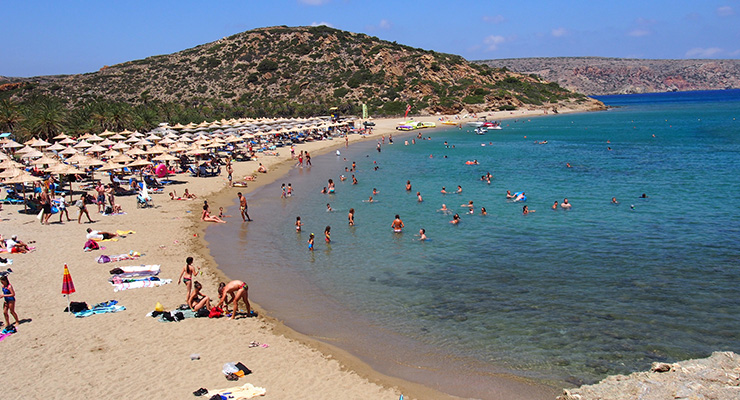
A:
197,106,600,399
0,106,597,400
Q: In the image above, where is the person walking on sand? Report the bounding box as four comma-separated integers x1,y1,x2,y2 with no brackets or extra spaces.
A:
178,256,199,303
1,276,19,328
40,187,52,225
216,280,252,320
237,192,252,222
76,194,94,224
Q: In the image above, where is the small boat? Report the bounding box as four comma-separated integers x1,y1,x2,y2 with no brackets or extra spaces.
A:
467,121,484,127
482,121,502,130
396,125,415,131
474,127,486,135
441,120,457,125
422,122,436,128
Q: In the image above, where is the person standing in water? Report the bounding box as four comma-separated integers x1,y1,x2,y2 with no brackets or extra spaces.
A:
295,216,303,232
348,208,355,226
324,226,331,243
391,214,404,233
238,192,252,222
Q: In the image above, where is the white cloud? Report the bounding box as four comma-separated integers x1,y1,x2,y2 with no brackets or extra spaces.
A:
551,27,567,37
729,49,740,56
482,15,505,24
717,6,734,17
310,21,334,27
484,35,506,51
378,19,392,30
685,47,724,58
628,29,651,37
299,0,330,5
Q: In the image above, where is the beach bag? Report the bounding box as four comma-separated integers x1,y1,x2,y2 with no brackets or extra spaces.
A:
104,206,113,214
109,267,124,275
234,362,252,377
84,239,99,250
208,307,223,318
196,308,209,318
65,302,88,313
97,255,111,264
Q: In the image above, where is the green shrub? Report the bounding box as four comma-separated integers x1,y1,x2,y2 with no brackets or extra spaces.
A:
257,59,279,72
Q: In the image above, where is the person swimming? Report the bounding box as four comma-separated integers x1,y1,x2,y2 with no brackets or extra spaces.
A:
417,192,423,202
418,228,428,241
440,187,447,194
552,200,559,210
561,198,572,209
326,203,333,212
450,213,461,224
480,207,487,215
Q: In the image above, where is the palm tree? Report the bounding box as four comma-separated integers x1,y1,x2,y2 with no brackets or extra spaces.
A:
0,99,24,133
26,96,67,140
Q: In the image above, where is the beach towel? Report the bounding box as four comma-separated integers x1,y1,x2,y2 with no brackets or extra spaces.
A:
117,264,160,274
97,252,142,263
210,383,266,399
116,230,135,236
110,275,161,284
112,278,171,292
0,333,11,342
75,300,126,318
108,270,159,282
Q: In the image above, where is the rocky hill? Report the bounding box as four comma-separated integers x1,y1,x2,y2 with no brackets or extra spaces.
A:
476,57,740,96
1,26,601,119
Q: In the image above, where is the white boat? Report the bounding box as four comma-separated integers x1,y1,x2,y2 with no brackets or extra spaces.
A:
474,127,486,135
467,121,484,127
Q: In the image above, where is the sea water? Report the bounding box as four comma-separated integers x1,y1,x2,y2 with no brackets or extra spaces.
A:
207,90,740,390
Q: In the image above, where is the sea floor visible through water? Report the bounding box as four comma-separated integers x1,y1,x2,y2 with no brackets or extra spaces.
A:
207,90,740,395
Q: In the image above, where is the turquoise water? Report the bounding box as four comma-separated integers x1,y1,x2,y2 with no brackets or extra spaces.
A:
209,90,740,390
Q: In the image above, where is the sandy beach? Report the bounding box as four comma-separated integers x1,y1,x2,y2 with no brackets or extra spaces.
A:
0,107,592,400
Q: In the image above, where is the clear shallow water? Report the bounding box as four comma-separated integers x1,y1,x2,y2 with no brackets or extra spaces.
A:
210,90,740,388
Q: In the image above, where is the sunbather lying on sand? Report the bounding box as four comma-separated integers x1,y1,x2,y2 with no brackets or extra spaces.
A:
86,228,118,240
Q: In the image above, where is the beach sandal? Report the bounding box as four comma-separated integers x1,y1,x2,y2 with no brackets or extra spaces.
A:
249,341,260,348
193,387,208,396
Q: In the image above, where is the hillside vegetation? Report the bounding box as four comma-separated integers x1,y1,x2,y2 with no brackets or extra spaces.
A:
1,26,602,140
476,57,740,95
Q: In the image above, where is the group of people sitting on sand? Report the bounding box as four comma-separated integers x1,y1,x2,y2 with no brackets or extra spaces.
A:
177,256,253,320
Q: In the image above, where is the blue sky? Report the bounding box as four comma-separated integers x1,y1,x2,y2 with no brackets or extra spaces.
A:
3,0,739,77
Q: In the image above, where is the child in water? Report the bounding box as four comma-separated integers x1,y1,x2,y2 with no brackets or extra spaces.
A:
324,226,331,243
307,233,314,251
295,216,302,232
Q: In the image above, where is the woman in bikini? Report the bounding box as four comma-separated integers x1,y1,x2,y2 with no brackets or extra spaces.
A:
188,281,211,312
1,276,19,328
178,257,199,303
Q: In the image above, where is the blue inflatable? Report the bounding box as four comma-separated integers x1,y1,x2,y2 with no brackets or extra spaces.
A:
513,192,527,202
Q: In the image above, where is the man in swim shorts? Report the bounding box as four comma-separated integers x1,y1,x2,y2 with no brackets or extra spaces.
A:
237,192,252,221
216,280,252,320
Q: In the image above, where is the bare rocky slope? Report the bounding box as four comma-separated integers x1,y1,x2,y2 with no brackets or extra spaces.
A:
0,26,602,117
476,57,740,96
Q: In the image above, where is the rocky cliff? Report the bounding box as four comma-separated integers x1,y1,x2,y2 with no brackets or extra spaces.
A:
476,57,740,96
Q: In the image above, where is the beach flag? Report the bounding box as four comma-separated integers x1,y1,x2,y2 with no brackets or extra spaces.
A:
404,104,411,118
